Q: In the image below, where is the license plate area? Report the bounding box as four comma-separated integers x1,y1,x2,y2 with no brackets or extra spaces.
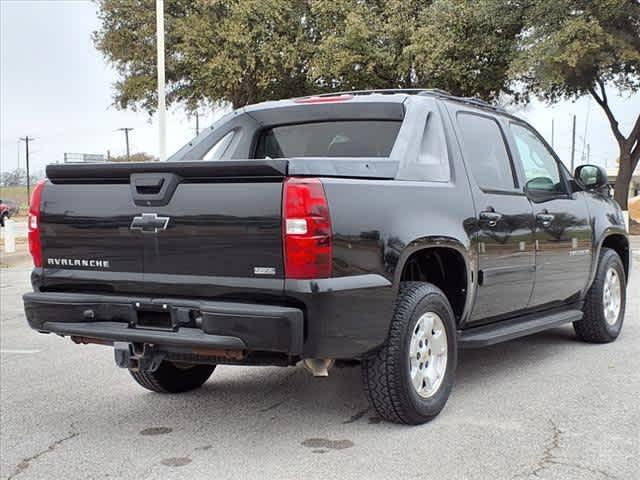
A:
133,303,173,330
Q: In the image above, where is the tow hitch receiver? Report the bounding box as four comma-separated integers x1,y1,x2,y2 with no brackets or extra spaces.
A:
114,342,165,372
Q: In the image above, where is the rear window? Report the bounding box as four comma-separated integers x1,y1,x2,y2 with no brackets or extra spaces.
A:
254,121,401,158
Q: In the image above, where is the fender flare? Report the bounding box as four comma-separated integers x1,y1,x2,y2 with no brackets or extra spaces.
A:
393,236,476,325
583,227,629,296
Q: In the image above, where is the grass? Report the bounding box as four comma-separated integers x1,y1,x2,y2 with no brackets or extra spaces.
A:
0,185,30,215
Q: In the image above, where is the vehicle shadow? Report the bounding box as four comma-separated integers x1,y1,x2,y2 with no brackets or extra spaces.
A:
456,325,581,386
60,325,592,430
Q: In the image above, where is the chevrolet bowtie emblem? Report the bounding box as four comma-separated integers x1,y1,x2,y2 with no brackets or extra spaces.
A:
130,213,170,233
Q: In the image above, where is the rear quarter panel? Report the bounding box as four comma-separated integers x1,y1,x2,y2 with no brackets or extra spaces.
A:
289,176,477,358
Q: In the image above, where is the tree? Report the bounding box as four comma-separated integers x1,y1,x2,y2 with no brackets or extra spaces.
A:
94,0,314,110
94,0,524,111
408,0,527,100
109,152,158,162
299,0,525,98
308,0,425,91
512,0,640,210
0,168,40,187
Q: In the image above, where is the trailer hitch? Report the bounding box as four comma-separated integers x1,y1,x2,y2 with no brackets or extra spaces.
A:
114,342,165,372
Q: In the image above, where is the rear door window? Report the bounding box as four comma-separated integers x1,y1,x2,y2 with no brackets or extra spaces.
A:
456,113,517,191
253,121,401,158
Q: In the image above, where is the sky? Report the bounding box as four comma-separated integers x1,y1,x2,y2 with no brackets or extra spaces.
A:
1,0,639,177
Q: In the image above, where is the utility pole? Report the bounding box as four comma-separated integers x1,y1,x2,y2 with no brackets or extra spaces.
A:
19,136,34,206
195,111,200,136
156,0,167,161
570,115,576,172
551,118,555,149
117,127,134,161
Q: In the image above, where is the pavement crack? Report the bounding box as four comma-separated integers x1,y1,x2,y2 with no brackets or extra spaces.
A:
545,460,618,479
514,419,617,479
529,419,562,478
8,426,79,479
260,399,287,412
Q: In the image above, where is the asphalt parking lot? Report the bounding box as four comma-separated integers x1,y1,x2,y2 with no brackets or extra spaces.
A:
1,243,638,480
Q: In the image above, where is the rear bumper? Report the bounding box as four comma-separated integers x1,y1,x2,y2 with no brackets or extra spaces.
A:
23,292,304,355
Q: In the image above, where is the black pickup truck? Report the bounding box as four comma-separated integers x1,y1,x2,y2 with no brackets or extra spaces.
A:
23,90,629,425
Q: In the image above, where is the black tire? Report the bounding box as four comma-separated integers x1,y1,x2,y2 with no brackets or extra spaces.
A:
362,282,457,425
574,248,626,343
129,361,215,393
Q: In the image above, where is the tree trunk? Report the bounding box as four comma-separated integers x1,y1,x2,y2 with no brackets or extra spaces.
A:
588,83,638,212
613,150,632,211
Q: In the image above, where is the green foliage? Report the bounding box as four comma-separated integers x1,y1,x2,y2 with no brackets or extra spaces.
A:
512,0,640,101
511,0,640,208
94,0,524,110
308,0,425,91
95,0,313,110
408,0,527,100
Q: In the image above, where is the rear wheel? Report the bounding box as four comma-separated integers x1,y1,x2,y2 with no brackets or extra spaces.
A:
362,282,457,425
574,248,626,343
129,361,215,393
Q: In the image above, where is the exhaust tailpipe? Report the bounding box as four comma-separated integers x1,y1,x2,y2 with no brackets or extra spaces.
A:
302,358,335,377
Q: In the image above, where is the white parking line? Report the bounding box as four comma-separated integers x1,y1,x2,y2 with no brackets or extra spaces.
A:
0,349,41,354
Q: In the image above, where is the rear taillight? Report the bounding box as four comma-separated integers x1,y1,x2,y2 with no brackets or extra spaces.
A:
28,179,47,267
282,177,332,279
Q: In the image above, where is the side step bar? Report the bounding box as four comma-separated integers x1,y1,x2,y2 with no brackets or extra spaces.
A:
458,309,583,348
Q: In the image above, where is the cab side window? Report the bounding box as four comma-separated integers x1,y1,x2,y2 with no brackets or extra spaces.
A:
510,123,563,193
456,113,516,191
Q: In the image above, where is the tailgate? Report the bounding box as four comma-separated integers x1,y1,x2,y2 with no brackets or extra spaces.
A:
40,182,144,285
42,161,287,298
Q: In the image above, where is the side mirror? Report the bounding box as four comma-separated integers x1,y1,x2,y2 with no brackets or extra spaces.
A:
524,176,560,202
574,164,608,191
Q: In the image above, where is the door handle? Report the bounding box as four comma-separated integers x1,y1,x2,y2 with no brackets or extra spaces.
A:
536,213,555,228
479,210,503,228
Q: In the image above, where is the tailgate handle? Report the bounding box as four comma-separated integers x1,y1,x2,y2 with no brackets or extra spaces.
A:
130,173,180,207
135,177,164,194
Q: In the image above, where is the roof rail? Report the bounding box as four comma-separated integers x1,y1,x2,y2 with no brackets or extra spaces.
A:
455,96,507,113
307,88,507,114
312,88,437,97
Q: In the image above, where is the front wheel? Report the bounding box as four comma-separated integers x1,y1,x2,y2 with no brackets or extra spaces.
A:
574,248,626,343
129,361,215,393
362,282,457,425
